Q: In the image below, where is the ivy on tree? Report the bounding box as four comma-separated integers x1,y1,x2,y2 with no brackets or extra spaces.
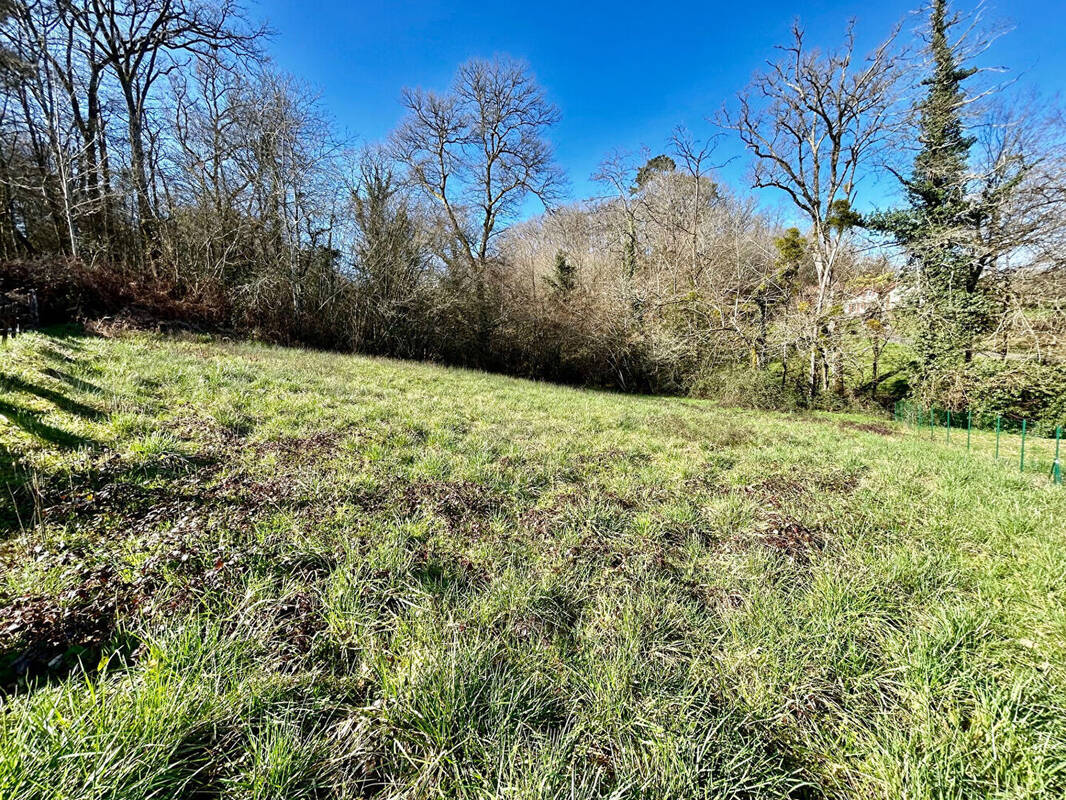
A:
869,0,996,371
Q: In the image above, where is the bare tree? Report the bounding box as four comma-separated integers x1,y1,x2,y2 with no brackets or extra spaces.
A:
670,126,723,284
393,56,562,274
348,148,429,355
723,20,901,397
63,0,261,247
591,150,641,282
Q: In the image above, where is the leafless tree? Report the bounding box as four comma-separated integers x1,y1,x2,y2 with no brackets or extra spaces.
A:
591,150,642,282
723,20,901,397
63,0,261,246
670,126,724,283
393,56,562,274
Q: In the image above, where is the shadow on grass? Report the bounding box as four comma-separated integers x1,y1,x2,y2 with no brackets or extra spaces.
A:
41,367,102,394
1,373,103,420
0,397,99,531
38,345,77,365
0,443,213,538
0,399,96,449
0,443,36,532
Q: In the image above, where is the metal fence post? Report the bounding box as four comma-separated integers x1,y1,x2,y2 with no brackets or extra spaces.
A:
1054,426,1062,486
1020,419,1027,473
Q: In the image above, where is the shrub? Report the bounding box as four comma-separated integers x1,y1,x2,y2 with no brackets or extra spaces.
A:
689,366,798,410
0,257,229,330
916,359,1066,431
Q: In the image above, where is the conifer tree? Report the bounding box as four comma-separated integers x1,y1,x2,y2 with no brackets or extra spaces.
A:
873,0,991,370
548,250,577,295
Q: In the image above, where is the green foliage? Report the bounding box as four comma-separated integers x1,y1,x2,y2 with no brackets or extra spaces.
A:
826,198,862,235
546,250,577,295
915,359,1066,431
773,227,806,268
867,0,992,372
635,154,676,189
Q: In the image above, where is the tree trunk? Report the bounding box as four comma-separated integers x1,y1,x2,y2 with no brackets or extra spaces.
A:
809,345,819,399
832,347,845,396
756,301,768,369
122,82,156,251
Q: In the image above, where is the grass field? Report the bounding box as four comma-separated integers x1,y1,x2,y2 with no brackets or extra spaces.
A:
1,330,1064,799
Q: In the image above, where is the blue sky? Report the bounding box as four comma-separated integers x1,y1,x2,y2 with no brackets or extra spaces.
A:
256,0,1065,218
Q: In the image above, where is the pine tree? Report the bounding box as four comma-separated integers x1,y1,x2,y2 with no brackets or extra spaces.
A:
548,250,577,295
872,0,990,371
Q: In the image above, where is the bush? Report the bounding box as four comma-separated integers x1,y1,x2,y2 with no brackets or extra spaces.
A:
916,359,1066,432
689,366,799,410
0,257,229,330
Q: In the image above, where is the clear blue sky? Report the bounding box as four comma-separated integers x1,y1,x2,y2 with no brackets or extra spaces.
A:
256,0,1065,217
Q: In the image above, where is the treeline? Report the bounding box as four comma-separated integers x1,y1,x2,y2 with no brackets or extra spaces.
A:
1,0,1064,415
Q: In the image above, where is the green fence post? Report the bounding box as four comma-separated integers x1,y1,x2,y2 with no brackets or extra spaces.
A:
1054,426,1062,486
995,415,1001,460
967,410,972,452
1020,419,1027,473
946,410,951,444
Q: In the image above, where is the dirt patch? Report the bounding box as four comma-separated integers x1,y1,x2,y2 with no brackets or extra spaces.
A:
737,478,833,564
261,590,327,667
251,430,353,463
398,480,507,531
690,583,746,611
839,420,895,436
0,522,343,690
741,466,863,508
742,478,810,507
720,512,824,566
35,426,366,537
759,515,824,563
0,562,152,688
0,425,371,689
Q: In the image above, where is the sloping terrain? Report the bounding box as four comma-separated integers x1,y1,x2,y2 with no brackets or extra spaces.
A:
1,330,1064,799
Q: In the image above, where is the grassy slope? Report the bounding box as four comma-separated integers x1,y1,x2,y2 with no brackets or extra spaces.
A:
0,330,1064,800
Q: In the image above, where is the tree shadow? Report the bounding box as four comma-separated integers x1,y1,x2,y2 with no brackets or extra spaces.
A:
0,399,96,449
0,445,214,538
0,443,36,532
41,367,102,395
38,346,77,365
1,374,103,420
48,324,88,341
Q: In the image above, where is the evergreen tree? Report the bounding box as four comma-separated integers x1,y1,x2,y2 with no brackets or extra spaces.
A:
872,0,991,370
635,154,676,189
548,250,577,295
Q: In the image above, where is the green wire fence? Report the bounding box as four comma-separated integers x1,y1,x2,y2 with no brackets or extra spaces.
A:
893,400,1063,486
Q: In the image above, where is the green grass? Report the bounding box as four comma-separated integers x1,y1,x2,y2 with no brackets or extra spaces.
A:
1,329,1064,799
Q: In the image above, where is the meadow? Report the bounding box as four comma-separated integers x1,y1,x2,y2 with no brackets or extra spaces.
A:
0,330,1064,799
